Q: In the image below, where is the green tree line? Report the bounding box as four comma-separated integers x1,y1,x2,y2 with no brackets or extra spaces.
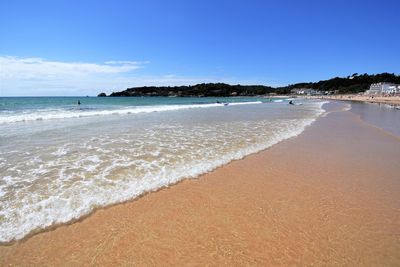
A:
99,73,400,97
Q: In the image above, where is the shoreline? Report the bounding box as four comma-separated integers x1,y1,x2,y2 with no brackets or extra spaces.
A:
1,101,399,265
0,102,323,245
304,94,400,107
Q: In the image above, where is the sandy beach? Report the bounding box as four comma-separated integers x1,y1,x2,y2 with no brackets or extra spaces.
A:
307,94,400,107
0,101,399,266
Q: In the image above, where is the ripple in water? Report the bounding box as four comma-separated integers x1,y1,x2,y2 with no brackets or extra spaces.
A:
0,100,326,242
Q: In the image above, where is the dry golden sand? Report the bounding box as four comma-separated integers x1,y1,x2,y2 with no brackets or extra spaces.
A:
308,94,400,106
1,102,399,266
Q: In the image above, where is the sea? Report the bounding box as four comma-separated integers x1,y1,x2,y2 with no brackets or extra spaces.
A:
0,96,326,243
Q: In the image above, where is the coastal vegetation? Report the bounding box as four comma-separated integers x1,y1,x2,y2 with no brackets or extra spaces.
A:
99,73,400,97
105,84,275,97
281,73,400,94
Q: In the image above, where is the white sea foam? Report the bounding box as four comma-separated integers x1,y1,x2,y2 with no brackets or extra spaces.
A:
342,103,352,111
0,101,325,243
0,101,263,124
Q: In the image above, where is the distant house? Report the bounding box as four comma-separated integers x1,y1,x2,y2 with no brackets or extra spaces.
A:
291,88,321,95
386,85,398,94
367,82,399,95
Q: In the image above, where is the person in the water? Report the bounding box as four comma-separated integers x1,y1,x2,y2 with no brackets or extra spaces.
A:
77,100,81,105
289,100,294,105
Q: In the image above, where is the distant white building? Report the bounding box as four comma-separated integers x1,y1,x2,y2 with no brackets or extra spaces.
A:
387,85,399,94
291,88,321,95
367,82,399,95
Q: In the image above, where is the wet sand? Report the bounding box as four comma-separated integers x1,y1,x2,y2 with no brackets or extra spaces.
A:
1,102,399,266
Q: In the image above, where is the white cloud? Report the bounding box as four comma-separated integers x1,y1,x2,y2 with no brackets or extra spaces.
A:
0,56,150,96
0,56,277,96
0,56,143,79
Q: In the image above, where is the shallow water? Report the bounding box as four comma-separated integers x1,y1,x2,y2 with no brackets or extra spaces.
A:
0,97,325,242
349,102,400,137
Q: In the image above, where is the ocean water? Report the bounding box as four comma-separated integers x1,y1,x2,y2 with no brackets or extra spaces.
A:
0,96,325,242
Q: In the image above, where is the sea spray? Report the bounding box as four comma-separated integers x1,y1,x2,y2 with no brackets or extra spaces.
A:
0,98,326,242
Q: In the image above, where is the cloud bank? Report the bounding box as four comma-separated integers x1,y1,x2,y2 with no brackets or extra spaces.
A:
0,56,272,96
0,56,149,96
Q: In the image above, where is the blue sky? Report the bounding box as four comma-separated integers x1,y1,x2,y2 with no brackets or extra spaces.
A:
0,0,399,96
